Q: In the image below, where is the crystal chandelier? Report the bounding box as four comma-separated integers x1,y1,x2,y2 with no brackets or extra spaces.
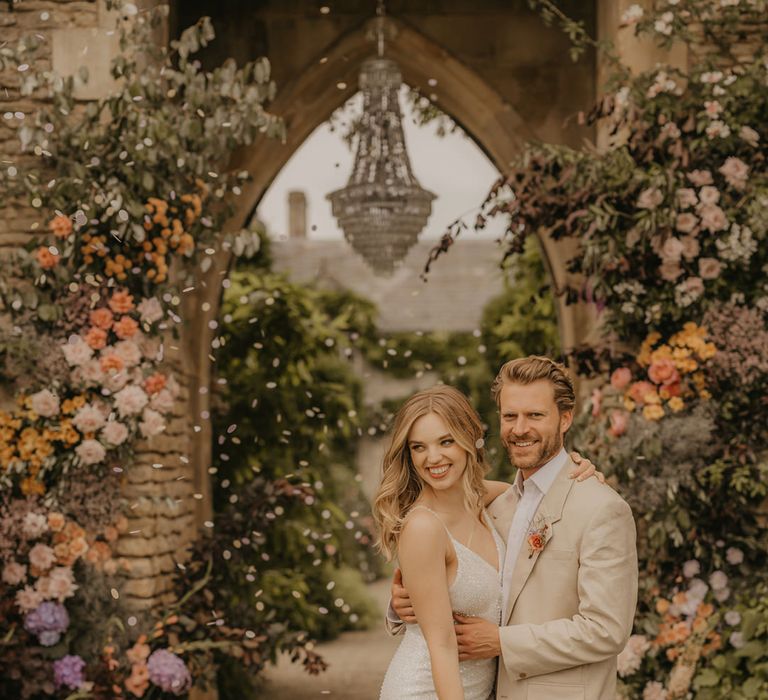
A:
327,1,436,276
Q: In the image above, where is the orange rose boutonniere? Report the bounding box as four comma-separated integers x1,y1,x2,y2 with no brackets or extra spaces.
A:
527,521,550,558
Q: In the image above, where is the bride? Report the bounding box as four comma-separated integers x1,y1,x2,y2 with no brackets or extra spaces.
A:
373,385,597,700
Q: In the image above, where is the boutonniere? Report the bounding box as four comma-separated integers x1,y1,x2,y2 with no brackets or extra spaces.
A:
527,516,553,558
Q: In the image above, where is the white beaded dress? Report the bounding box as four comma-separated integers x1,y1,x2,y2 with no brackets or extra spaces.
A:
380,507,505,700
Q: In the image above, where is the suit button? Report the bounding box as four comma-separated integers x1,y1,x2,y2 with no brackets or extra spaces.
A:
519,673,527,679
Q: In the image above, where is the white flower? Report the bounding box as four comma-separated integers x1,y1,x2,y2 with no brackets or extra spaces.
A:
75,439,107,465
61,336,93,366
675,277,704,308
113,385,149,417
137,297,164,324
22,512,49,539
726,547,744,565
637,187,664,210
2,561,27,586
705,120,731,139
709,570,729,591
112,339,142,367
718,157,749,189
643,681,667,700
139,408,166,438
621,4,643,25
617,634,650,677
29,543,56,571
729,631,745,648
72,404,107,434
701,71,723,84
683,559,700,578
725,610,742,626
717,224,757,263
29,389,60,418
688,577,709,600
15,585,43,613
149,388,175,413
715,587,731,603
704,100,722,118
101,420,129,447
739,125,759,147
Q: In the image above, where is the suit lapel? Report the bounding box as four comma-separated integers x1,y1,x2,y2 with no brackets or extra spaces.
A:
488,481,519,545
503,461,576,624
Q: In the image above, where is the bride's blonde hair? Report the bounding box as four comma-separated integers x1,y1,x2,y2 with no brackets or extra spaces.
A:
372,385,489,561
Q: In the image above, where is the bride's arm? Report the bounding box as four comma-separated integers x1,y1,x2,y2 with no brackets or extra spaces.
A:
482,480,511,506
399,513,464,700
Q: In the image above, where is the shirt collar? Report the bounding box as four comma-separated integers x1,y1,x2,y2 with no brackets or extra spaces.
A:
512,447,568,498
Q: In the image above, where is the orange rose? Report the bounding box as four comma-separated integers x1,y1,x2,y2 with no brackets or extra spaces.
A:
656,598,671,614
54,541,72,564
69,536,89,559
64,521,85,540
108,289,135,314
527,532,545,553
35,246,60,269
144,373,167,395
113,315,139,340
49,214,73,240
628,381,657,405
648,358,680,386
100,353,125,373
85,327,108,350
89,307,114,330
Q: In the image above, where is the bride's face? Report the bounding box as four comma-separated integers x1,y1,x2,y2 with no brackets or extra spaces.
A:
407,412,468,492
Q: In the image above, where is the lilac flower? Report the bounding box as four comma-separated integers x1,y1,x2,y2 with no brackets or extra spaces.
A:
53,655,86,689
24,601,69,646
147,649,192,695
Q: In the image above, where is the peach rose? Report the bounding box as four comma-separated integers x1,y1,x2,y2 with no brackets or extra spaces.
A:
609,410,629,437
648,358,680,386
47,512,66,532
698,257,722,280
660,260,683,281
108,289,135,314
144,373,167,395
125,662,150,697
628,381,657,405
527,532,545,553
100,353,125,373
85,327,108,350
675,212,698,233
89,308,114,330
49,214,73,240
54,541,74,566
610,368,632,391
113,316,139,340
69,537,89,560
676,188,698,209
35,246,60,269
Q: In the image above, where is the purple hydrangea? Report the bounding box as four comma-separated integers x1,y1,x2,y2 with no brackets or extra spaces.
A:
24,601,70,646
53,655,86,689
147,649,192,695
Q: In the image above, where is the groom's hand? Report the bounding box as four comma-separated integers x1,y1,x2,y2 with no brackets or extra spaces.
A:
453,613,501,660
391,568,417,624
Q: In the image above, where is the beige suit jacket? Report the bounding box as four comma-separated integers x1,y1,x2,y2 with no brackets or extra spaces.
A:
488,459,638,700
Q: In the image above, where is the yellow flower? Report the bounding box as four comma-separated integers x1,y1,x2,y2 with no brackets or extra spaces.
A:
643,404,665,421
698,342,717,360
21,477,46,496
668,397,685,413
699,389,712,400
623,396,637,412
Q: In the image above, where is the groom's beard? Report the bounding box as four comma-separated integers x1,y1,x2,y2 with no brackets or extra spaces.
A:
502,430,562,474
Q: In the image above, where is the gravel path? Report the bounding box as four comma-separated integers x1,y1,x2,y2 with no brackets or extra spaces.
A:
257,579,400,699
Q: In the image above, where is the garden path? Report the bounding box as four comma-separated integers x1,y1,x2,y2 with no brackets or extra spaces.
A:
258,578,400,698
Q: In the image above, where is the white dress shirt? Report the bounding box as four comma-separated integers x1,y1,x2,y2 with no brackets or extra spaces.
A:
501,448,568,620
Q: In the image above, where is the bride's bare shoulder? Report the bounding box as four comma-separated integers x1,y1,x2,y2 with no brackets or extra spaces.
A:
482,479,512,505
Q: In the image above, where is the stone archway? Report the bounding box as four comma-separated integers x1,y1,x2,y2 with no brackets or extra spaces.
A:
182,15,597,524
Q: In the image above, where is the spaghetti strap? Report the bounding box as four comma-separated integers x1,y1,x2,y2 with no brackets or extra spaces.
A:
406,505,453,537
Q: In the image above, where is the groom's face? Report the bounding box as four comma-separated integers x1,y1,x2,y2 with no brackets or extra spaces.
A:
499,380,573,476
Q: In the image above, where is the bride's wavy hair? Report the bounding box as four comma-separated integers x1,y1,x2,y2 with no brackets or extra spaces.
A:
372,385,489,561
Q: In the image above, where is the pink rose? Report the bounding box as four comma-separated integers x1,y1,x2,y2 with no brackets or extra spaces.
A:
698,186,721,205
629,381,658,405
680,236,700,260
676,188,698,209
137,297,164,324
72,404,107,434
704,100,722,118
139,408,166,438
113,340,142,367
698,257,722,280
739,125,759,147
648,358,680,386
611,367,633,391
101,420,129,446
61,337,94,367
687,169,714,187
113,385,149,417
699,204,729,233
30,389,60,418
609,410,629,437
675,212,698,233
47,566,77,602
718,157,749,190
660,260,683,281
78,359,105,386
677,276,704,302
591,388,603,417
637,187,664,210
22,512,48,539
149,389,175,413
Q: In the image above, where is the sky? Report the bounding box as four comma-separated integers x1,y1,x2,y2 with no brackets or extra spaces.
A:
257,86,507,242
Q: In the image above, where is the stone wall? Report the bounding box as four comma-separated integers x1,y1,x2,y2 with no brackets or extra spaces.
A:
0,0,196,610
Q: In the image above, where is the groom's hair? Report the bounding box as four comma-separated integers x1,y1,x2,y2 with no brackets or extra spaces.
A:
491,355,575,414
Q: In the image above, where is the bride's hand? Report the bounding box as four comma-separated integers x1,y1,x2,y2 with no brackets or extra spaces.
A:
568,451,606,483
391,568,417,624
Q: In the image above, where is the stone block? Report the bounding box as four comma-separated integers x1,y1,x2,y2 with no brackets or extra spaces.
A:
51,26,119,100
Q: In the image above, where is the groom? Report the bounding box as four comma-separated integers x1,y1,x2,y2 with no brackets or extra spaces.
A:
389,356,638,699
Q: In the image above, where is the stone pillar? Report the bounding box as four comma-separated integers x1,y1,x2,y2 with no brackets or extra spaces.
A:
288,189,307,239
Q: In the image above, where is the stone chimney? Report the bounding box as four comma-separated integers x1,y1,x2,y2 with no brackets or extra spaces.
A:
288,190,307,239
